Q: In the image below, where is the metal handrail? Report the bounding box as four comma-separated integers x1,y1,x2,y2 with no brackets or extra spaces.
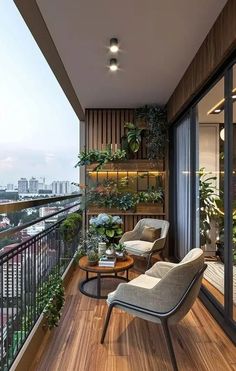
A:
0,193,82,213
0,201,81,240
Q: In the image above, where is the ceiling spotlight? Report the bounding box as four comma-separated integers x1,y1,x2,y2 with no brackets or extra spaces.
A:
232,94,236,99
109,58,118,71
110,38,119,53
214,109,221,113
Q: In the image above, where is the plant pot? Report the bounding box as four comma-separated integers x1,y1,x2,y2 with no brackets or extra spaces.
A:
136,203,163,214
88,206,120,214
87,259,98,266
115,252,127,261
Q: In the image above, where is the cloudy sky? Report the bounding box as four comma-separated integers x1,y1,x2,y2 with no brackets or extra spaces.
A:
0,1,79,187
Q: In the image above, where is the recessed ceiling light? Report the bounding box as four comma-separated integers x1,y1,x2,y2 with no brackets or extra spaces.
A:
232,94,236,99
214,109,221,113
110,38,119,53
109,58,118,71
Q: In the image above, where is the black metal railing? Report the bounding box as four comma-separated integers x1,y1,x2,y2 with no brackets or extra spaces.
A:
0,194,82,370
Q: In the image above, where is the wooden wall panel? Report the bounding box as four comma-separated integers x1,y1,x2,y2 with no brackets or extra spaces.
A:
85,108,168,233
85,109,147,159
167,0,236,123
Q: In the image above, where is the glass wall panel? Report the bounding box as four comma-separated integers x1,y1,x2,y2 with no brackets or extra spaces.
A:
174,115,191,260
196,77,225,307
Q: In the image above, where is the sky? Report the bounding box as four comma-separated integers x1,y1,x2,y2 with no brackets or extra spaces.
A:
0,1,80,187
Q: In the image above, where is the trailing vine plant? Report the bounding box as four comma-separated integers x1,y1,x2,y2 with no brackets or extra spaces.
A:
135,105,168,160
38,270,65,329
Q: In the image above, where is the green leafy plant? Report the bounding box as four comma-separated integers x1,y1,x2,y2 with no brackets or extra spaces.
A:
38,271,65,329
60,212,82,243
113,242,126,253
89,214,123,244
136,105,168,160
138,189,163,203
199,169,219,246
87,249,99,262
73,246,86,265
124,122,144,153
75,148,127,171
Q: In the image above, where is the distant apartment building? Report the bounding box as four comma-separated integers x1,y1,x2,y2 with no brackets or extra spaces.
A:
7,184,14,191
18,178,28,193
29,177,39,193
52,181,71,195
0,244,22,298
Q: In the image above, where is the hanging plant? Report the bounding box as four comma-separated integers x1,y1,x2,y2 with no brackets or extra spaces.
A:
124,122,144,153
135,105,168,160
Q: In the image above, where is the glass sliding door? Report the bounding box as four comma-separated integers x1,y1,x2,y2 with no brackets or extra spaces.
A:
174,115,192,260
172,58,236,342
196,77,225,308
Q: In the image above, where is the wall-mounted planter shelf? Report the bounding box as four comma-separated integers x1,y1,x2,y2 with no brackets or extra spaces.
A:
86,159,164,172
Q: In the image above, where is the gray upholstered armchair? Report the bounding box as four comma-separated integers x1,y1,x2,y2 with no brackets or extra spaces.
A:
101,248,206,371
120,218,169,269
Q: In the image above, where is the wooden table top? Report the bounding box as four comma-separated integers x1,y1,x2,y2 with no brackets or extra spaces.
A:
79,255,134,273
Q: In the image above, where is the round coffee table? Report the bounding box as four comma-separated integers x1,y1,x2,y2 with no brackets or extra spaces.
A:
78,255,134,299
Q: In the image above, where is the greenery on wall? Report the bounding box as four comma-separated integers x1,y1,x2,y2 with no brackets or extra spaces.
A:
38,271,65,329
60,212,82,243
135,105,168,160
75,148,126,171
124,122,144,153
86,178,163,211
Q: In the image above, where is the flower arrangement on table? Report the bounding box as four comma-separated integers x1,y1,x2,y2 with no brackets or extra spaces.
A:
89,213,123,245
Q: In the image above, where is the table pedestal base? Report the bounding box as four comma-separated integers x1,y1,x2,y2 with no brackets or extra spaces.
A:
79,273,129,299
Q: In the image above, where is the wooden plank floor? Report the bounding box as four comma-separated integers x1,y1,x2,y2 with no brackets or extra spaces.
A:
30,267,236,371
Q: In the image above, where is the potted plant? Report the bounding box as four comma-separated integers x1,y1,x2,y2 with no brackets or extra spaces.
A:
89,214,123,245
87,249,99,266
136,189,164,213
75,148,126,171
113,242,127,261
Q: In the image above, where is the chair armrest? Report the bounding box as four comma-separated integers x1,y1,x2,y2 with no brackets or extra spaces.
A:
120,230,137,242
150,237,167,253
145,261,177,278
109,282,152,308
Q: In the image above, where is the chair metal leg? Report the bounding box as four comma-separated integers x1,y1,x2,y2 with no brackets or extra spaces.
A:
100,304,114,344
161,319,178,371
146,253,153,270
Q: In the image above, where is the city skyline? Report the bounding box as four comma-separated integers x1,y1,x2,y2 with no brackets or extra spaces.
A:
0,2,80,186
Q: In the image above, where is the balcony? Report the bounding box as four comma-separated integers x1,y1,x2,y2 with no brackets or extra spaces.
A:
1,0,236,370
0,194,235,371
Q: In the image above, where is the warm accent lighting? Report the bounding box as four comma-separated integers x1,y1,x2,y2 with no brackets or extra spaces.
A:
208,88,236,115
109,58,118,71
109,38,119,53
220,128,225,141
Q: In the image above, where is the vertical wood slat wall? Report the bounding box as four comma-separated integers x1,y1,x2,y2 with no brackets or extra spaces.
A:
85,109,148,159
85,108,167,232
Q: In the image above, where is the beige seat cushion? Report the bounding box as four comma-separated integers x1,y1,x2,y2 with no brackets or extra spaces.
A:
124,240,153,255
107,274,161,304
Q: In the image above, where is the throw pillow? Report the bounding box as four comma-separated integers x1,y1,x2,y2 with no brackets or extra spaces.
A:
140,226,161,242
